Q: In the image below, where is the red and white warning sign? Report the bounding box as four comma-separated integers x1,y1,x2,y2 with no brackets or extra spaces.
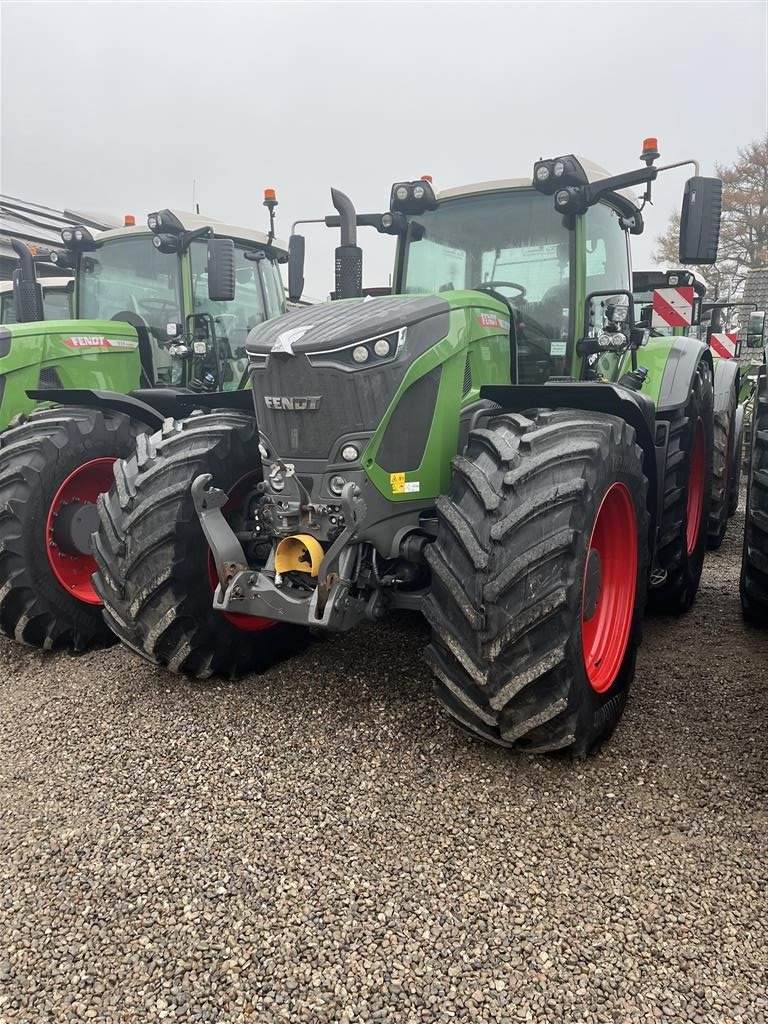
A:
651,286,695,328
710,332,739,359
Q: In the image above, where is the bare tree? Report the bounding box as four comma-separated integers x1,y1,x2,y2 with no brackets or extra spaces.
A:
652,135,768,301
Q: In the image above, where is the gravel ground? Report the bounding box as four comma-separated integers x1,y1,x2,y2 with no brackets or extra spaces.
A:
0,500,766,1024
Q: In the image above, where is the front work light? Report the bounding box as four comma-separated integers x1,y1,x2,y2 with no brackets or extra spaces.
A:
61,224,95,250
554,187,588,216
389,179,438,214
147,209,185,235
532,155,589,195
152,233,179,253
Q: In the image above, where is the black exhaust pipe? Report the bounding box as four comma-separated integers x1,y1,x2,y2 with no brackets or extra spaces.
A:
331,188,362,300
11,239,45,323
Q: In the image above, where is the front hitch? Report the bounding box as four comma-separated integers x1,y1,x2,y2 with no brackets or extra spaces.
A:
191,474,248,588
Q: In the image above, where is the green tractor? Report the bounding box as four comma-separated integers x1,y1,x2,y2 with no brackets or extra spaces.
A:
0,203,288,649
632,269,745,549
87,142,725,757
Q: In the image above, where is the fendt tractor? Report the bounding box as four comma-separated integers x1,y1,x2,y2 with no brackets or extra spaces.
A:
632,269,746,549
88,140,724,757
0,198,288,649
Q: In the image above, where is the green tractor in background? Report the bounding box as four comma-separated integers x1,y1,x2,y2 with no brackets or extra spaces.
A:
89,142,724,757
632,269,750,549
0,201,288,649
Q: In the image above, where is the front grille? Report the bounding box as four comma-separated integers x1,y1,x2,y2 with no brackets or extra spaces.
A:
253,353,407,459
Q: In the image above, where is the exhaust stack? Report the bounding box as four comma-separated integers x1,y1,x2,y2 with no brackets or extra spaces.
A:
331,188,362,300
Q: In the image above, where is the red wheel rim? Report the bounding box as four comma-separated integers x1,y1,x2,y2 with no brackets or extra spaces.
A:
207,471,275,633
686,417,705,555
581,483,638,693
45,458,116,605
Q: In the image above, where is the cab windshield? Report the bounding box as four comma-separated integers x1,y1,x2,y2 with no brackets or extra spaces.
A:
78,235,182,341
401,190,571,380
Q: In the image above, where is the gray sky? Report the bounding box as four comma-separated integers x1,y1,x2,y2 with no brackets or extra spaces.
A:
2,1,766,298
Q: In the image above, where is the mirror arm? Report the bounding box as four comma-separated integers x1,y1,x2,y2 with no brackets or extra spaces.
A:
179,226,213,253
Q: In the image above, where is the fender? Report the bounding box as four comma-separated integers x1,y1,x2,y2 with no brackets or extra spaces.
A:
712,357,740,416
480,381,659,540
24,388,173,431
657,337,713,415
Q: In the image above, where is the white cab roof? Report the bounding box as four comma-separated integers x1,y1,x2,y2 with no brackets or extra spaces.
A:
437,158,640,208
95,209,288,258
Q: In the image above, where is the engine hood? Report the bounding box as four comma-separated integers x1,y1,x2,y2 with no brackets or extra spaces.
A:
246,295,449,355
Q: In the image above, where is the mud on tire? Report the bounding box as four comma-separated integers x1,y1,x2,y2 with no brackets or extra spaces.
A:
93,411,300,677
0,406,138,650
423,408,650,757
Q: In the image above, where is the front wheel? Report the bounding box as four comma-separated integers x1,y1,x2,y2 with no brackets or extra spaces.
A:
93,411,301,677
0,407,139,650
423,408,650,757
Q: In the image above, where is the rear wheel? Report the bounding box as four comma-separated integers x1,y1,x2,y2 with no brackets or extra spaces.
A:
707,385,737,549
0,407,138,650
648,360,714,612
93,411,299,677
424,408,649,757
727,409,744,517
740,368,768,624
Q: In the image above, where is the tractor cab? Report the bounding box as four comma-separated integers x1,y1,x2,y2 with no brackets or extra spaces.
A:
391,169,647,385
66,210,287,391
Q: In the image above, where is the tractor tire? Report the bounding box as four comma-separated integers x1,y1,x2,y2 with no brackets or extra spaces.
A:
0,406,138,650
423,408,649,758
92,411,299,678
707,385,737,549
648,360,714,613
740,369,768,624
727,411,744,517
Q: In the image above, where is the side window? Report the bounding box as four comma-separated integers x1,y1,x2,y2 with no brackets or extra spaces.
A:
1,292,17,324
43,289,72,320
258,259,285,319
404,237,467,293
585,203,631,296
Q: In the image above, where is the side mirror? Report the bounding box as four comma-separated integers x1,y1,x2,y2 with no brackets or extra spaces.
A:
207,237,236,302
746,310,766,349
679,176,722,265
288,234,305,303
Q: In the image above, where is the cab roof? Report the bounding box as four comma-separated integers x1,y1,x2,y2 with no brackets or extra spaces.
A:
436,158,641,209
94,209,288,258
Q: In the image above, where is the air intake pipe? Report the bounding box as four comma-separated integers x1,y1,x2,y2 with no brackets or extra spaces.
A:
331,188,362,300
11,239,45,323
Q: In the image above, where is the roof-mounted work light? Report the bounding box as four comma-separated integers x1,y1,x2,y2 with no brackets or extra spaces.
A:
389,179,438,214
532,155,589,196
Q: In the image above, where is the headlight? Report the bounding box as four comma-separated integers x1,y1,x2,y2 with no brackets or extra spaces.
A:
341,445,359,462
535,165,550,182
553,160,565,177
373,338,390,357
395,185,409,202
352,345,369,363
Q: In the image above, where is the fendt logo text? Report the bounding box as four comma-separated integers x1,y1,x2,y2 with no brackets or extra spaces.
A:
264,396,322,411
